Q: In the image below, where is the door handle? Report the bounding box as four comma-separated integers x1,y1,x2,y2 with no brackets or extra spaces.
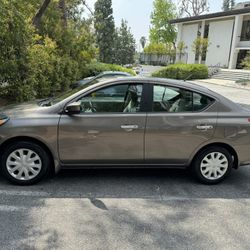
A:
196,125,213,130
121,125,139,131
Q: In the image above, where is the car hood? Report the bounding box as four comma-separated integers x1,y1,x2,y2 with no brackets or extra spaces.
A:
0,101,48,118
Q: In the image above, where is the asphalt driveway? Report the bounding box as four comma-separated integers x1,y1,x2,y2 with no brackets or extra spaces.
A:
0,167,250,250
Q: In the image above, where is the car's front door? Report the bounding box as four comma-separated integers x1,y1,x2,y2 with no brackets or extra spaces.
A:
58,82,146,165
145,84,218,166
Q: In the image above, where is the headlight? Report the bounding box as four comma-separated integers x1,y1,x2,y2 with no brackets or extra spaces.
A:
0,115,9,126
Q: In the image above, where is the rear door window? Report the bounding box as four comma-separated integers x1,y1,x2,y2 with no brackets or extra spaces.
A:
153,85,214,112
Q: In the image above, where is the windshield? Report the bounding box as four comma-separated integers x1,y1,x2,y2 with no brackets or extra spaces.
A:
40,81,97,106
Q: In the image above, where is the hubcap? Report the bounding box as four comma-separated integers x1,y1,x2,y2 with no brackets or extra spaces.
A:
200,152,228,180
6,149,42,181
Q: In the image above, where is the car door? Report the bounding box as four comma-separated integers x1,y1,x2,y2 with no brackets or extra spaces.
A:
58,82,147,165
145,83,218,166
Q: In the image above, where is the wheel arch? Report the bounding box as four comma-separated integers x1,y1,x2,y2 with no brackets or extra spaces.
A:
190,142,239,169
0,136,59,174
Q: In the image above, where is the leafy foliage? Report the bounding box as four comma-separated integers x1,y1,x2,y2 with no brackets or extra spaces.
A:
152,64,208,80
113,19,136,65
0,0,138,102
0,0,35,101
176,41,187,62
144,43,175,56
94,0,115,63
192,37,209,63
150,0,177,44
241,51,250,70
0,0,98,102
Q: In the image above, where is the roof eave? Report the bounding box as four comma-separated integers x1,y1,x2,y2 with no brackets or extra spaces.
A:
170,7,250,24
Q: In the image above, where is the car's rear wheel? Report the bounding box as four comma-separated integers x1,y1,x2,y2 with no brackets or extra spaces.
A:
192,146,233,184
1,141,50,185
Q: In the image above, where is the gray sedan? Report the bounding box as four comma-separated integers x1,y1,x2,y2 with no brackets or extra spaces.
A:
0,77,250,185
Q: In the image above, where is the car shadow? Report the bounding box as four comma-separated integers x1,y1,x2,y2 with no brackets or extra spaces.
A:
0,166,249,200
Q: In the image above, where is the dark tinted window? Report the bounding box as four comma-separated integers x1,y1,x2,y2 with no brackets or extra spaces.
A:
241,20,250,41
153,85,214,112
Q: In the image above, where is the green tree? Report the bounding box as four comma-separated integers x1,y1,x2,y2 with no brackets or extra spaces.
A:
0,0,35,101
94,0,115,63
0,0,98,101
241,51,250,69
222,0,235,11
114,19,136,65
149,0,177,45
144,43,169,55
33,0,51,30
177,41,186,62
192,37,209,64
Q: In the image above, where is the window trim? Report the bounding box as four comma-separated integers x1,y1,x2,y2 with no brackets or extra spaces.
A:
149,83,216,113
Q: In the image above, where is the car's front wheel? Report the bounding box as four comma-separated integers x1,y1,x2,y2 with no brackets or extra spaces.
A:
192,146,233,184
1,141,50,185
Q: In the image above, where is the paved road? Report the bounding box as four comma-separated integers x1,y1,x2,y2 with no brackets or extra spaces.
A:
0,167,250,250
193,80,250,105
140,65,163,77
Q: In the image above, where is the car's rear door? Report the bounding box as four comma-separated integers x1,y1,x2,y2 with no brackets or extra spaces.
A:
145,83,218,166
58,81,147,165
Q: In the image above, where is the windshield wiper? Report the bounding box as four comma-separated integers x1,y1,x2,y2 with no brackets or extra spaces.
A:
37,97,53,107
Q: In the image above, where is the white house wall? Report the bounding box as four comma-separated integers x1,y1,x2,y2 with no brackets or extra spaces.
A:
205,19,234,67
181,23,199,64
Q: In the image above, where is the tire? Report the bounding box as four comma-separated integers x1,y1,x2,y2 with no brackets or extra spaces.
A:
0,141,51,185
192,146,233,184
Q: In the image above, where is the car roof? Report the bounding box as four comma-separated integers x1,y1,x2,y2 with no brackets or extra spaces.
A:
103,76,214,93
98,71,131,76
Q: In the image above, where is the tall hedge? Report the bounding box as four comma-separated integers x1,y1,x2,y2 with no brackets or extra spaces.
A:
152,64,208,80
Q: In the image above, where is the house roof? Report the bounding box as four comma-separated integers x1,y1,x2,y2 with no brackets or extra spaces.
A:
170,7,250,24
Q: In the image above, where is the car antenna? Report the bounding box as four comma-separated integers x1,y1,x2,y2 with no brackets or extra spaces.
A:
184,74,193,81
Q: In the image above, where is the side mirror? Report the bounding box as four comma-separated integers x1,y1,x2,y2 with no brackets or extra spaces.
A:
65,102,81,115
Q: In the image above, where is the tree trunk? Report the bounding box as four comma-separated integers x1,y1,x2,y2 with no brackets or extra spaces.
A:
33,0,51,30
172,42,176,64
58,0,67,28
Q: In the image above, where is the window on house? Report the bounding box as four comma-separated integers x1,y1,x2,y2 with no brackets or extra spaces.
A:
241,20,250,41
204,24,209,39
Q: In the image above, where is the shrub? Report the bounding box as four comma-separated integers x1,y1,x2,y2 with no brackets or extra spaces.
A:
152,64,208,80
81,63,136,78
27,36,82,98
241,51,250,69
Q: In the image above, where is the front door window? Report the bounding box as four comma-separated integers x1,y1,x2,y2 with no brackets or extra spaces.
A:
78,84,143,113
